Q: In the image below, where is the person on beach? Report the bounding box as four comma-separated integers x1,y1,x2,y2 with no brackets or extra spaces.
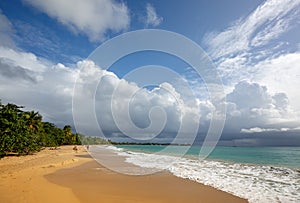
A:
73,145,78,153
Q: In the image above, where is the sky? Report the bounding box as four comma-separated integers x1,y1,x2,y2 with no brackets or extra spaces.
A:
0,0,300,146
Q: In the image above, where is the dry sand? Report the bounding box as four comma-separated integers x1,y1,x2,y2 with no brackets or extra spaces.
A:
0,145,247,203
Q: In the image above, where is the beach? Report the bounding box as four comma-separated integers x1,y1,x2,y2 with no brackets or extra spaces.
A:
0,145,247,203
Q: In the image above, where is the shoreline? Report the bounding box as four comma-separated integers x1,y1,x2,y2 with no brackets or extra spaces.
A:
0,145,247,203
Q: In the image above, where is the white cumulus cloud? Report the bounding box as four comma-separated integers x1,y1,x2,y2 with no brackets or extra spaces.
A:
251,52,300,112
23,0,130,42
225,81,299,134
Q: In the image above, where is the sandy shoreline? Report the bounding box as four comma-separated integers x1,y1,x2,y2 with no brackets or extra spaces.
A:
0,145,247,203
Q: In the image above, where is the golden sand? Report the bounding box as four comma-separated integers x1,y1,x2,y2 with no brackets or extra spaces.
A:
0,146,247,203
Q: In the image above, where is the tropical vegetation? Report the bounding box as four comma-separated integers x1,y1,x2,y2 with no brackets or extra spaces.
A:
0,101,82,157
79,134,110,145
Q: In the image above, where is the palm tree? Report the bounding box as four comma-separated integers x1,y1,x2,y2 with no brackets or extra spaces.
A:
63,125,71,137
63,125,73,144
24,111,42,132
0,103,41,155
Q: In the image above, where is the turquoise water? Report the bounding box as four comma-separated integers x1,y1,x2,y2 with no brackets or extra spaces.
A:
105,145,300,202
119,145,300,169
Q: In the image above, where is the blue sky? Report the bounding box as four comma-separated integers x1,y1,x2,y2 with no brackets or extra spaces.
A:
0,0,300,146
0,0,268,64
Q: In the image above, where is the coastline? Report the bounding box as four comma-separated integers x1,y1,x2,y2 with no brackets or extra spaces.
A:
0,145,247,203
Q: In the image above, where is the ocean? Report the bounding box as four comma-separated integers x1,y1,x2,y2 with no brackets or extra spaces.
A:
120,145,300,169
103,145,300,203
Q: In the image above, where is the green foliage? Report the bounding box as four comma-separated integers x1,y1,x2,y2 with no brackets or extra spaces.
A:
79,134,110,145
0,101,82,158
63,125,77,145
0,102,41,156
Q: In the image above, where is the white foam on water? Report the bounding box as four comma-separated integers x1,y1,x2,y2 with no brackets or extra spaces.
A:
103,145,124,151
106,145,300,203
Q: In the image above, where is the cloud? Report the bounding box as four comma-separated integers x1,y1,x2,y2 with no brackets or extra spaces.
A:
1,4,299,145
1,44,299,145
22,0,130,42
0,58,37,83
0,46,48,73
204,0,300,59
0,46,202,142
202,0,300,120
227,81,271,110
214,52,300,116
251,52,300,111
250,18,291,47
0,15,77,124
0,48,78,127
240,127,299,134
12,20,83,64
224,81,299,135
73,61,201,141
0,9,15,47
241,127,279,133
144,3,163,27
0,42,299,144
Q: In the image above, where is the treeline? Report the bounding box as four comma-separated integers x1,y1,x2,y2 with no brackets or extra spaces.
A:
0,102,81,157
110,142,190,146
79,134,110,145
110,142,169,145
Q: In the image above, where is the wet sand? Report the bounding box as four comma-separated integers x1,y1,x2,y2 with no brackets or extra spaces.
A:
0,145,247,203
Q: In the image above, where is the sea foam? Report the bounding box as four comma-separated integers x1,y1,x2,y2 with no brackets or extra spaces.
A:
106,145,300,203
